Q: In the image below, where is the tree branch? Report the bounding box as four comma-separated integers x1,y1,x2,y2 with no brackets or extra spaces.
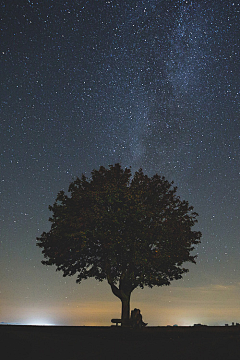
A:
108,279,122,299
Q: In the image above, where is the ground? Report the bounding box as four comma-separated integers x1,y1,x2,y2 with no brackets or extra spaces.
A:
1,325,240,359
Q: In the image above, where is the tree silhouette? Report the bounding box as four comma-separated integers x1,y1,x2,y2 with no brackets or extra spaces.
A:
37,164,201,326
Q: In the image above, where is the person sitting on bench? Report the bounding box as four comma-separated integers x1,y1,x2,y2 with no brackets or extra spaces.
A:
131,308,147,328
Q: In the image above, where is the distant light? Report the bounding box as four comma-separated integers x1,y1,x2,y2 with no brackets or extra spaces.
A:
24,318,56,326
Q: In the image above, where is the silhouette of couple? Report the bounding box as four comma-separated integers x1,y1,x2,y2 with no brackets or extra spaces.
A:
131,308,147,328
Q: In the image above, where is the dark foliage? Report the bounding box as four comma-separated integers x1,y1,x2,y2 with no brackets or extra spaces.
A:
37,164,201,321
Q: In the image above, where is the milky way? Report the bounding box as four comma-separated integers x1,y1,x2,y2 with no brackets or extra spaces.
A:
1,1,240,326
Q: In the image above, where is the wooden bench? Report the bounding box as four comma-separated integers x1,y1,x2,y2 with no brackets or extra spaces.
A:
111,319,123,326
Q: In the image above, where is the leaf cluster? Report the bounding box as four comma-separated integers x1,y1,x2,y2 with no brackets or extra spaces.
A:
37,164,201,291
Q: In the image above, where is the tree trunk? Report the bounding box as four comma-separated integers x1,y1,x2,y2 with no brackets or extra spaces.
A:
121,293,131,327
108,278,134,327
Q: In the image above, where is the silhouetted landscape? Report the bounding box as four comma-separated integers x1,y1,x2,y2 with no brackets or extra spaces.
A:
2,1,239,340
1,325,240,359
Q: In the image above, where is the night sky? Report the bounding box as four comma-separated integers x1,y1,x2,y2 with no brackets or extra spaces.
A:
1,0,240,326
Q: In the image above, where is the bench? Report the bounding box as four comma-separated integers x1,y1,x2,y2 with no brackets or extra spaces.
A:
111,319,123,326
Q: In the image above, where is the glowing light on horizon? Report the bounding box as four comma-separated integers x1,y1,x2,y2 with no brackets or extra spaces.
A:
24,318,56,326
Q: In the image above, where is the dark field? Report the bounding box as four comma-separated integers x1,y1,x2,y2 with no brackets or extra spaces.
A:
1,325,240,360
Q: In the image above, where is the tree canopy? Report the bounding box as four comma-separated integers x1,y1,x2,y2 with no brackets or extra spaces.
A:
37,164,201,324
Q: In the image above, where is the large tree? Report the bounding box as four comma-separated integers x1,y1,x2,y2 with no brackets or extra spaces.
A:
37,164,201,326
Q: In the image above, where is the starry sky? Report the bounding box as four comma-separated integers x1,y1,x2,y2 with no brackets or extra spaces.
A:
1,0,240,326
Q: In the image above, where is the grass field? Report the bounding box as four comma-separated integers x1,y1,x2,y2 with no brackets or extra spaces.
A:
1,325,240,359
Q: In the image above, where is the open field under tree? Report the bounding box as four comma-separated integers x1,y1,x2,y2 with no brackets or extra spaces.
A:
1,325,240,359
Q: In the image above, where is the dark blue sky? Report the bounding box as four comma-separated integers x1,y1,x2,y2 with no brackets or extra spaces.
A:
1,0,240,326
